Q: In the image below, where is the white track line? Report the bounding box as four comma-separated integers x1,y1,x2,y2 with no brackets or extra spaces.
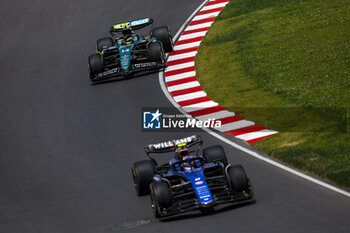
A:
173,91,207,102
165,62,195,72
236,129,278,141
201,2,228,11
165,71,196,82
167,81,200,92
193,12,221,21
168,52,197,61
178,31,208,41
217,120,255,132
185,22,214,31
182,100,219,112
196,110,235,121
174,41,202,50
158,0,350,197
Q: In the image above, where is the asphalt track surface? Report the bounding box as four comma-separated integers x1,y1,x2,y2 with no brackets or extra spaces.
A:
0,0,349,232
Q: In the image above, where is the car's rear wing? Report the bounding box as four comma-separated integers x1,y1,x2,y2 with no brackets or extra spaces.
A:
144,135,202,154
110,18,153,32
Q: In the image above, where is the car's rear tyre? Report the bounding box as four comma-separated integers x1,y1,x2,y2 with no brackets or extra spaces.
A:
96,37,113,52
152,26,173,53
150,181,173,218
131,160,155,196
202,145,228,166
88,53,104,80
149,41,164,63
227,165,249,192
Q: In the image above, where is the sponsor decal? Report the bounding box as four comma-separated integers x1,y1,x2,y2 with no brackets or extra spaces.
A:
195,181,203,185
113,22,130,29
97,68,120,77
133,62,157,68
148,135,198,150
131,18,150,26
200,195,211,198
120,48,130,53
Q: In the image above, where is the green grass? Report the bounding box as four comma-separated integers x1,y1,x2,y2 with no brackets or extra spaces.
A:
196,0,350,188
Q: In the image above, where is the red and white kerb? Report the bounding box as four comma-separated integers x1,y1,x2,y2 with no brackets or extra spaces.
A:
164,0,278,144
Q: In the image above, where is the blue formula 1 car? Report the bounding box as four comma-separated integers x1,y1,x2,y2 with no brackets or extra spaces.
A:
88,18,173,83
131,135,254,218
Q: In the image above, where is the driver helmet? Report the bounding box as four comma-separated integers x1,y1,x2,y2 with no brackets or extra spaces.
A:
125,36,134,44
177,148,190,160
182,162,191,171
120,36,134,45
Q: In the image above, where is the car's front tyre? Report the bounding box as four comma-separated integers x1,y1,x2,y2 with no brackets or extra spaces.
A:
152,26,174,53
227,165,249,192
202,145,228,166
150,181,173,218
149,41,165,64
96,37,113,52
131,160,155,196
88,53,104,81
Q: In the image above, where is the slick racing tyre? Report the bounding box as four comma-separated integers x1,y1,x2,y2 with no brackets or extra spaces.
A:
131,160,155,196
202,145,228,166
152,26,173,53
96,37,113,52
149,41,164,63
88,53,104,80
150,181,173,218
227,165,249,192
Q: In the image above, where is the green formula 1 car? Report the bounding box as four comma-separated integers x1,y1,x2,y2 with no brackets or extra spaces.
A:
88,18,173,82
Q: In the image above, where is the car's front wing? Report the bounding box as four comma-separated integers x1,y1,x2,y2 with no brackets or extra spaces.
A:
156,189,254,218
90,61,166,82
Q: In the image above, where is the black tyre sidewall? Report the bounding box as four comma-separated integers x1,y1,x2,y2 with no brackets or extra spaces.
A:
132,160,155,196
228,165,249,192
150,185,161,218
152,26,173,53
96,37,113,52
88,53,104,75
150,181,172,209
149,41,164,63
202,145,228,166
